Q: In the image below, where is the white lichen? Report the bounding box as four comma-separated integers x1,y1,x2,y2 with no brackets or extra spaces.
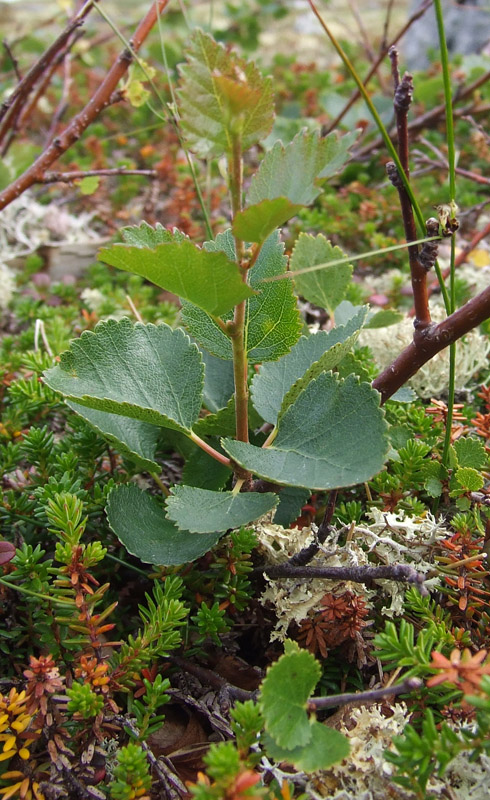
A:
359,303,490,399
0,262,15,309
0,191,98,260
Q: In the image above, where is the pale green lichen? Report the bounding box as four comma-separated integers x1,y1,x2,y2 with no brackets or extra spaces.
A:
0,263,15,309
360,303,489,398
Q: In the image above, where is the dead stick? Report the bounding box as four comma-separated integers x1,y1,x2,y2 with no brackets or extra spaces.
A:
0,0,170,211
309,676,422,710
260,563,428,593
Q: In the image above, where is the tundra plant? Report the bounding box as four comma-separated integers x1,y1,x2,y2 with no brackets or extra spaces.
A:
42,30,390,564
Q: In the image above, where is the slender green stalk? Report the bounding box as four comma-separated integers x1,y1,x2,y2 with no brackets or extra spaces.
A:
307,0,450,313
433,0,458,475
189,431,232,467
0,577,72,605
229,134,250,446
264,235,440,281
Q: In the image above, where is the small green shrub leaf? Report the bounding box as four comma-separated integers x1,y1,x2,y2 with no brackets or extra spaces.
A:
106,485,220,565
364,308,404,328
223,372,388,490
182,231,301,363
451,437,487,470
251,306,368,424
193,396,262,437
43,319,203,435
67,402,160,472
201,349,235,412
453,467,484,492
118,222,187,248
99,239,254,317
182,448,231,491
165,486,278,533
273,487,311,527
247,129,358,206
290,233,352,314
260,640,320,750
264,722,350,770
177,29,274,157
232,197,303,243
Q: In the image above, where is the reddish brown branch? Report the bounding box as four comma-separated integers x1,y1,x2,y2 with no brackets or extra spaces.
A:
0,0,95,146
372,285,490,403
387,51,431,330
0,0,170,212
2,39,22,82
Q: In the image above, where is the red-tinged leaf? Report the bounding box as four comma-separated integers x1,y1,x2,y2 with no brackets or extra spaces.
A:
0,541,15,565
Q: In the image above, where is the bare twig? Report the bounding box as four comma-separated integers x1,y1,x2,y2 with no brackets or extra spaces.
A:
2,39,22,81
387,49,431,330
170,655,255,702
287,490,338,568
0,0,96,144
323,0,433,134
111,715,186,799
309,676,423,710
260,563,428,594
41,168,159,183
0,0,171,211
355,70,490,159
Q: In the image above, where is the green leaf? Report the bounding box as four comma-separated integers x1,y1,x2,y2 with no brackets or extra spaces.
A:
181,231,301,363
453,467,484,492
232,197,303,243
43,319,203,435
247,129,358,206
67,401,160,472
165,486,278,533
451,437,487,470
274,488,311,527
119,222,187,248
106,485,220,565
290,233,352,314
223,372,388,490
264,723,349,770
78,176,99,195
260,640,320,750
251,306,368,425
201,348,235,412
193,396,263,437
182,448,231,491
99,239,254,317
177,29,274,157
364,308,404,328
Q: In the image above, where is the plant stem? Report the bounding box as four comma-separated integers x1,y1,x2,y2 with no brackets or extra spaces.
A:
433,0,458,479
259,563,428,593
387,51,431,329
189,432,232,468
0,577,72,605
309,676,422,711
229,134,250,449
0,0,171,211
